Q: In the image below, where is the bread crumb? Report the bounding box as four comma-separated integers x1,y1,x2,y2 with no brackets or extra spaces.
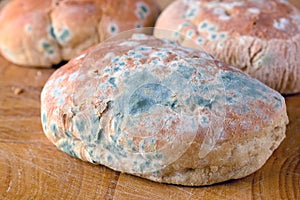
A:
37,71,42,76
13,87,24,95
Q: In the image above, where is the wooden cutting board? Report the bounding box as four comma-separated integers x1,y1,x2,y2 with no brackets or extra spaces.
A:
0,1,300,199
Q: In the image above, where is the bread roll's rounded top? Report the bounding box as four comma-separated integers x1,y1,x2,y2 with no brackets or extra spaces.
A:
41,29,288,185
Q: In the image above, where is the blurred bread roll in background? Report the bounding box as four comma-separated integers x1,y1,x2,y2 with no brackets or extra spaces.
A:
155,0,300,94
0,0,160,67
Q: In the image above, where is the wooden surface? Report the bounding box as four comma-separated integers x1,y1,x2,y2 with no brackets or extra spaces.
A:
0,1,300,199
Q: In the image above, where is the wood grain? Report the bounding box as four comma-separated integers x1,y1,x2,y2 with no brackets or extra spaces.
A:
0,51,299,200
0,0,300,199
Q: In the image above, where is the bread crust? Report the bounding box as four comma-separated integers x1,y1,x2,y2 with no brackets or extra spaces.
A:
41,34,288,186
155,0,300,94
0,0,160,67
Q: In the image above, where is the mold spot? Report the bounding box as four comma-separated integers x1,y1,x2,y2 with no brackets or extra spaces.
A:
263,115,268,122
213,7,225,15
104,52,115,60
128,50,136,56
273,18,289,30
139,160,151,172
140,4,148,13
133,60,141,65
152,171,160,176
291,16,300,26
129,83,173,115
186,29,195,38
65,130,72,137
156,153,163,160
226,96,237,105
104,68,111,74
219,15,231,20
196,37,204,44
135,2,149,20
42,113,47,124
68,72,79,81
108,77,117,88
112,57,120,63
213,7,232,21
41,41,54,54
136,46,152,52
242,105,250,113
199,115,210,127
177,64,195,79
58,140,78,158
136,23,142,28
255,126,260,131
127,140,138,152
179,22,192,29
207,1,244,10
169,99,179,110
173,31,180,38
58,97,65,105
185,7,198,19
131,33,148,40
1,47,14,57
149,137,157,145
119,61,127,67
50,123,59,136
49,26,56,39
25,24,32,32
129,96,156,115
273,95,282,102
210,33,217,40
149,59,161,65
150,51,169,59
119,41,139,46
113,67,120,72
219,32,227,39
58,29,71,43
133,52,144,59
139,140,146,151
107,155,113,162
52,88,62,98
74,118,86,133
208,26,217,32
221,71,270,102
187,95,214,110
199,21,209,29
217,42,224,48
273,95,283,109
248,7,260,14
104,143,127,158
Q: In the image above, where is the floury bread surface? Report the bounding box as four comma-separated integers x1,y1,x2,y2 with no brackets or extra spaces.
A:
0,0,160,67
155,0,300,94
41,34,288,186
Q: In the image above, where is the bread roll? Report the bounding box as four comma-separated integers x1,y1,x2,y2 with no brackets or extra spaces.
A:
0,0,160,67
155,0,300,94
41,34,288,186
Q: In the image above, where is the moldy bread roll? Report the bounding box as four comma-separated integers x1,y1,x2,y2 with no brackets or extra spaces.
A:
0,0,160,67
155,0,300,94
41,34,288,186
